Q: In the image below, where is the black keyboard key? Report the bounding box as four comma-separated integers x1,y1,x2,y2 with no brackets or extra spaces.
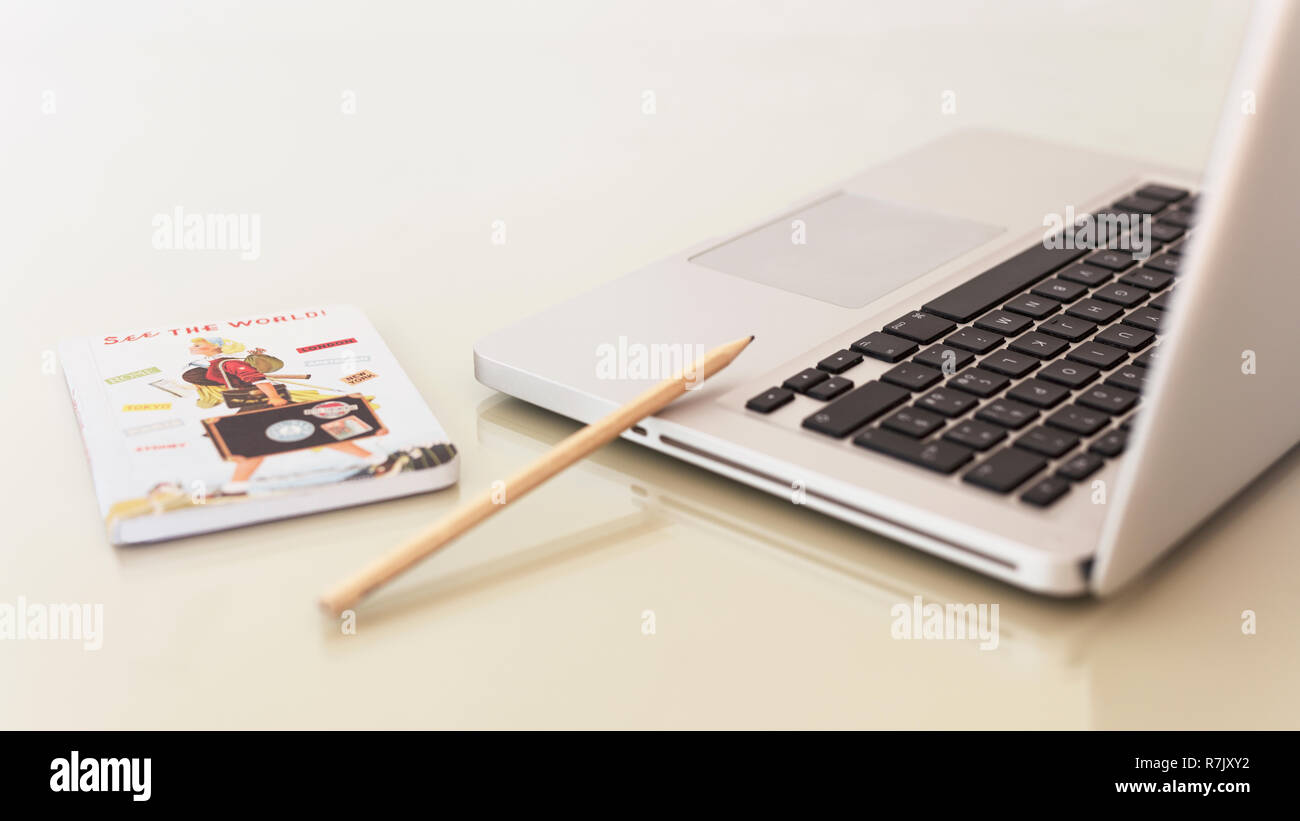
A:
806,376,853,401
1057,451,1104,481
947,367,1010,398
1148,290,1174,311
1066,298,1123,324
1122,307,1163,333
883,311,957,344
1136,184,1188,203
944,327,1003,354
1078,384,1138,415
1045,405,1109,436
1058,263,1113,287
1143,253,1182,275
1031,278,1088,302
1003,293,1061,319
881,406,947,438
1038,315,1097,342
854,428,974,474
980,350,1040,378
974,309,1033,336
1007,378,1070,409
1015,425,1079,458
1089,429,1128,457
914,344,975,372
881,362,942,392
943,418,1008,451
851,331,917,363
802,381,909,438
1104,364,1149,393
976,397,1039,429
783,367,829,393
1155,220,1189,242
1092,282,1147,307
1067,341,1127,370
1009,331,1069,360
1088,209,1132,245
1119,268,1172,292
1128,239,1161,261
745,387,794,413
1120,413,1139,431
1133,347,1160,368
817,348,864,374
1021,476,1072,507
1094,325,1154,352
1085,250,1139,271
1149,222,1185,244
922,243,1086,322
963,447,1047,493
916,387,979,418
1103,205,1143,227
1160,210,1194,229
1038,359,1099,389
1113,194,1165,214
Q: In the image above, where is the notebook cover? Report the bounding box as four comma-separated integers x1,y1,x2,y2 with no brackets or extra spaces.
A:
58,304,458,544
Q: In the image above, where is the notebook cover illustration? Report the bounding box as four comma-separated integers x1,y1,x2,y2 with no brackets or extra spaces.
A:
59,304,458,544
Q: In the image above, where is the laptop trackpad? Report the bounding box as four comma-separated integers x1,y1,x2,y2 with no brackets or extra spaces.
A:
690,192,1003,309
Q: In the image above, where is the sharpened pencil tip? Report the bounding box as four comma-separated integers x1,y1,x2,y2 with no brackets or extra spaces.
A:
748,335,755,342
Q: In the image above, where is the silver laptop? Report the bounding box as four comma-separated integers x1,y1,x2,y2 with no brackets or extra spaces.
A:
474,0,1300,596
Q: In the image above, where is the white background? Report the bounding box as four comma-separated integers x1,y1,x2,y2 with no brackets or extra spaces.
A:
5,1,1296,729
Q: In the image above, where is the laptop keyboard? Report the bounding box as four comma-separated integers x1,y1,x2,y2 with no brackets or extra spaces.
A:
744,184,1195,507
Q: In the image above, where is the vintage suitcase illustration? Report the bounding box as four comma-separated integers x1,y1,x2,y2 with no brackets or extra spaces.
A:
202,394,388,460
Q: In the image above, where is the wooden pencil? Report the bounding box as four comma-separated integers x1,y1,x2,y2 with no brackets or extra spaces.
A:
318,334,755,615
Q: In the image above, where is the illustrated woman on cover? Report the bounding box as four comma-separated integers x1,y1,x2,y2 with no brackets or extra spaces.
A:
185,336,386,495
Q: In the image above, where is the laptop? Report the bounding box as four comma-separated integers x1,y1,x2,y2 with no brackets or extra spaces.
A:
473,0,1300,596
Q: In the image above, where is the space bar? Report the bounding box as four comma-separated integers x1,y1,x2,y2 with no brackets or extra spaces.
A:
922,243,1087,322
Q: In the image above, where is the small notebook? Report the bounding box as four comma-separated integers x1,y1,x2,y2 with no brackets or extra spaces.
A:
59,304,458,544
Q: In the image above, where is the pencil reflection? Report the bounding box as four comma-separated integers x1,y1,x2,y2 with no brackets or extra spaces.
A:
354,510,669,625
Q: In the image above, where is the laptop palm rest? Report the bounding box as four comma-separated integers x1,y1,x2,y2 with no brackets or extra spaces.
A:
689,192,1002,309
